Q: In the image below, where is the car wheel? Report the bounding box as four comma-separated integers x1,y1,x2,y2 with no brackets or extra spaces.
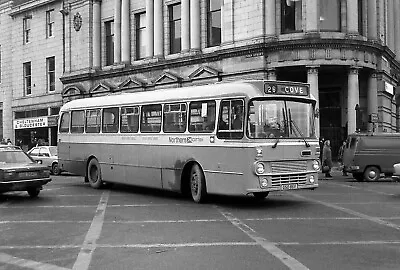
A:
353,173,364,182
52,163,61,175
364,166,381,181
253,192,269,200
87,158,103,189
190,164,207,203
27,188,40,198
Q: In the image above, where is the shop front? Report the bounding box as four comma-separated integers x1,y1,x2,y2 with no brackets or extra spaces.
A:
14,115,58,151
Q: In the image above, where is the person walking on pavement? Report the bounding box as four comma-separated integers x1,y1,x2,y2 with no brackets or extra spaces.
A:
338,140,348,176
322,139,333,178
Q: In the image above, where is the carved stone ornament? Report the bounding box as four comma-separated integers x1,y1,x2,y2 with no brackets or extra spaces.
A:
73,13,82,31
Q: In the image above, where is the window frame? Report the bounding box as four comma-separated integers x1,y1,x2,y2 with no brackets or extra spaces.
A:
46,56,55,92
141,104,162,133
23,62,32,96
59,112,70,133
281,0,303,34
319,0,341,32
206,0,222,47
169,3,182,54
105,20,115,66
23,16,32,44
135,12,146,60
217,99,245,139
188,100,216,133
163,102,187,133
86,108,102,133
102,107,119,133
71,110,85,133
46,9,54,38
120,106,140,133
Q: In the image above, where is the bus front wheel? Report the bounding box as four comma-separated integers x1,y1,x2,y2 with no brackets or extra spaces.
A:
364,166,381,181
87,158,103,189
190,164,207,203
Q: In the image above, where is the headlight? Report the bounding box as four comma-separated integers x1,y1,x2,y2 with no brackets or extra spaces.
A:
312,160,320,171
256,147,263,157
4,171,16,180
309,175,315,183
256,163,265,174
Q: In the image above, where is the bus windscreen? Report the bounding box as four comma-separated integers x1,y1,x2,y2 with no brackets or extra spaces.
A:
248,99,315,139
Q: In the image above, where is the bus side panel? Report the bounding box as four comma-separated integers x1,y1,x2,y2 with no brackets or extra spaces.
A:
130,144,162,188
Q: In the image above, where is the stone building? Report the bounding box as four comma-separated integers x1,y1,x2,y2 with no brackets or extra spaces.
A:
1,0,400,157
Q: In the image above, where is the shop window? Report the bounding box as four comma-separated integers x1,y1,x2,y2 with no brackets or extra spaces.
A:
71,110,85,133
189,101,216,133
121,106,139,133
141,104,162,133
163,103,187,133
102,107,119,133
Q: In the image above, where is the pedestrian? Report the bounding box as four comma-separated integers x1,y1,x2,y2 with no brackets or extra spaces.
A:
6,138,12,145
319,137,325,162
322,139,333,178
338,140,348,176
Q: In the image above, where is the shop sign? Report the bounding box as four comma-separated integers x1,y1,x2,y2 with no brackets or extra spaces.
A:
385,82,394,95
14,117,48,129
47,115,59,127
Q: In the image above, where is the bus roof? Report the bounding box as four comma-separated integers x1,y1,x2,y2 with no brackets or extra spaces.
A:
60,80,312,111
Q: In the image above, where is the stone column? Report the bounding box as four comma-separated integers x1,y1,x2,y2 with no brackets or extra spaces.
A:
307,66,320,137
146,0,154,58
113,0,121,63
190,0,200,51
347,67,360,134
305,0,318,33
154,0,164,57
367,0,378,40
93,0,101,68
388,0,395,51
394,0,400,59
121,0,130,63
181,0,190,52
347,0,358,35
265,0,276,37
367,72,378,132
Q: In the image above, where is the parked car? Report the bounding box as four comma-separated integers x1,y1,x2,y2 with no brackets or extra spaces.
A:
343,132,400,181
27,146,62,175
392,163,400,181
0,145,51,197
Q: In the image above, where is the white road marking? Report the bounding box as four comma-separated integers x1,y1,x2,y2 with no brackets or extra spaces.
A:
216,206,309,270
0,252,70,270
72,191,110,270
290,193,400,231
323,181,397,196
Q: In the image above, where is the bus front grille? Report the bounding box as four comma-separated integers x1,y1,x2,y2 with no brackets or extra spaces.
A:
271,161,307,173
271,174,308,187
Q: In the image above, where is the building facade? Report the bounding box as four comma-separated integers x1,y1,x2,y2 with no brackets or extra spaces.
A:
1,0,400,157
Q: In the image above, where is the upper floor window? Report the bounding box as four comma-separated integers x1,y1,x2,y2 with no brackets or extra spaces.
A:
358,0,364,35
46,57,55,92
23,62,32,95
135,13,146,60
23,16,32,44
281,0,303,33
169,4,181,54
105,21,114,66
46,10,54,38
319,0,341,31
207,0,222,47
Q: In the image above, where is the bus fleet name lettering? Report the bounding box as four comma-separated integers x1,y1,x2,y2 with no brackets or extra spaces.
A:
169,137,204,144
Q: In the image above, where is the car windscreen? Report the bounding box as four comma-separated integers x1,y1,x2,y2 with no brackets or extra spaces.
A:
0,151,35,164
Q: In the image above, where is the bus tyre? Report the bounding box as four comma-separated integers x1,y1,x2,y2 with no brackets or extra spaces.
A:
190,164,207,203
52,163,61,175
87,158,103,189
27,188,40,198
364,166,380,181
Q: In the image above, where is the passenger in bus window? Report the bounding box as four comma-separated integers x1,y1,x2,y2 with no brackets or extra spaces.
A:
232,105,243,130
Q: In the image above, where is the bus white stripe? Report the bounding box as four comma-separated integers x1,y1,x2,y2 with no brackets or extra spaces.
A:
216,207,309,270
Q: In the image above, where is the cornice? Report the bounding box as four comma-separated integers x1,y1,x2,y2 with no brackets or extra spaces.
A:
9,0,57,16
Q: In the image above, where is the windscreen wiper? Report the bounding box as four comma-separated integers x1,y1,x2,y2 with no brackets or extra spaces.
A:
273,108,287,148
289,109,310,148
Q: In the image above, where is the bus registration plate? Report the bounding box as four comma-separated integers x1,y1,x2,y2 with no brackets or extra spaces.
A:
281,184,298,190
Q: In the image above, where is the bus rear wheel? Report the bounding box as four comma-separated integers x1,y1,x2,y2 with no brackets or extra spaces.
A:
190,164,207,203
87,158,103,189
364,166,381,181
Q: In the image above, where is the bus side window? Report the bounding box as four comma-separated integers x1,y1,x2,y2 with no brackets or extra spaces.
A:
121,106,139,133
71,110,85,133
59,112,70,133
163,103,187,133
188,101,216,133
102,107,119,133
86,109,101,133
217,99,244,139
141,104,162,133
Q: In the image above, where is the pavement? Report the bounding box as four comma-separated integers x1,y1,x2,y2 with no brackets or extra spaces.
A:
318,161,351,180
